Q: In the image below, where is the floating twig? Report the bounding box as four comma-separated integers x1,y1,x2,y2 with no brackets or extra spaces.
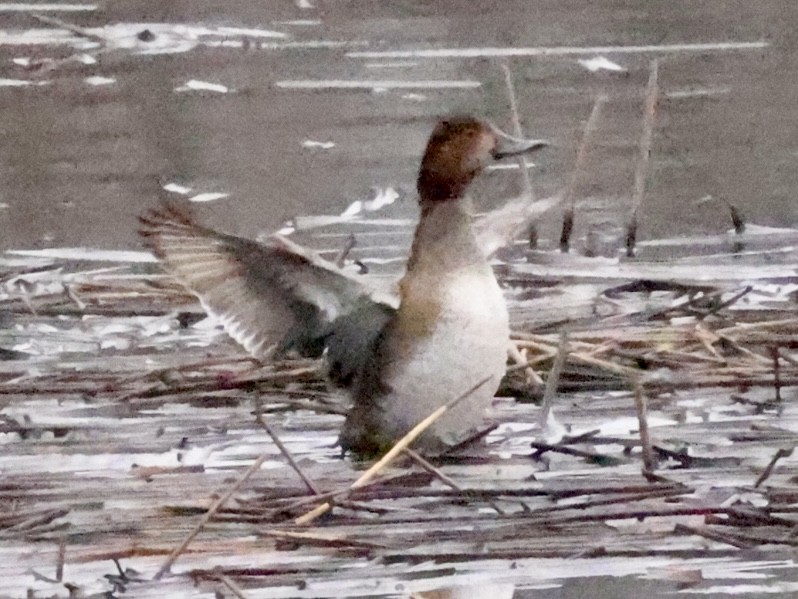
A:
538,331,569,430
500,60,538,247
154,452,275,579
720,197,746,235
30,13,106,43
254,398,321,496
507,343,544,387
404,448,507,515
697,286,753,320
278,473,404,513
530,441,622,465
56,538,66,582
62,283,86,310
674,523,754,549
500,61,535,202
754,447,794,488
258,529,388,550
626,59,660,257
527,484,688,516
216,571,251,599
559,95,607,253
334,233,357,268
439,422,500,456
633,382,656,474
770,346,783,402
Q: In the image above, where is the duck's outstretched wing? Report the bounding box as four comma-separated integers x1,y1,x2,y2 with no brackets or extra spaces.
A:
473,192,562,258
139,202,394,384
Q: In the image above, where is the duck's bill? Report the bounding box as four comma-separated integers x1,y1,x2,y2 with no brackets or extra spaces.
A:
492,127,549,159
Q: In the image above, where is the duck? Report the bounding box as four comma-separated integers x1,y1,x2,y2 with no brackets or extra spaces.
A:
139,116,548,457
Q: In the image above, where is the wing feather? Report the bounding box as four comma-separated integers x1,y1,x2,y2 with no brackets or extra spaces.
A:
139,201,394,368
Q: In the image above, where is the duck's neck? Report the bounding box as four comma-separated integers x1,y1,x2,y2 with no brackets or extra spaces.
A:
404,196,486,276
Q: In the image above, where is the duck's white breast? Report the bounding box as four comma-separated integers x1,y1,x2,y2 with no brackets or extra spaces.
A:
379,268,510,447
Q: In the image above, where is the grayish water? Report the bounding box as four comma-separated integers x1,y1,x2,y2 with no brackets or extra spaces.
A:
1,0,796,260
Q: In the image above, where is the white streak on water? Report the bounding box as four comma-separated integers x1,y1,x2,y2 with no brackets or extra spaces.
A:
513,256,797,283
0,77,47,87
214,26,289,38
339,201,362,218
684,582,798,594
578,55,627,73
302,140,335,149
357,256,406,266
0,29,76,44
366,187,399,211
0,3,96,11
486,162,537,171
348,40,769,59
273,20,322,26
340,188,400,218
163,182,191,194
638,225,798,248
290,214,414,231
174,79,229,93
312,230,410,239
0,23,287,54
666,86,732,99
84,75,115,86
74,52,96,64
6,248,157,263
258,40,363,50
275,79,481,90
189,192,229,203
365,61,419,68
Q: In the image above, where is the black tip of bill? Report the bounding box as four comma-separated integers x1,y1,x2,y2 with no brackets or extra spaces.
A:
491,125,549,159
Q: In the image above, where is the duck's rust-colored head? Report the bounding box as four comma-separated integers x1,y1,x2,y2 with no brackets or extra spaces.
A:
417,116,547,203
